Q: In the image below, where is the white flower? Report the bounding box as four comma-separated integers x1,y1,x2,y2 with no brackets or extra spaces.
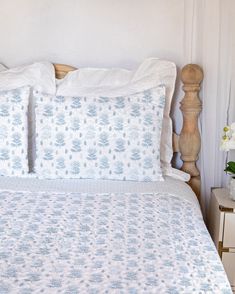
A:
231,122,235,131
221,139,235,151
221,123,235,151
228,140,235,150
231,133,235,140
220,140,230,151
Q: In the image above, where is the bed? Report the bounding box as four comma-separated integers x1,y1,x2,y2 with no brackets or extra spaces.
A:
0,62,232,293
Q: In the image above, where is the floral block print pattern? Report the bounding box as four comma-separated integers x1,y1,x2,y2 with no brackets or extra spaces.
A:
0,86,29,176
0,190,232,293
35,86,165,181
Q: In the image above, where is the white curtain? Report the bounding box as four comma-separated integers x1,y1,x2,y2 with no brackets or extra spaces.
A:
183,0,235,216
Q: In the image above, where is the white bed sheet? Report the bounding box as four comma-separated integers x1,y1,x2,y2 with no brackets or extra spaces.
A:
0,176,199,209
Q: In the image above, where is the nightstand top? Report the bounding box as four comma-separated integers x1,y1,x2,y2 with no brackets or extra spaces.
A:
212,188,235,212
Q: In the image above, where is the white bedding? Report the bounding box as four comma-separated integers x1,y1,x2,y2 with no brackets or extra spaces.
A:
0,177,231,293
0,176,198,208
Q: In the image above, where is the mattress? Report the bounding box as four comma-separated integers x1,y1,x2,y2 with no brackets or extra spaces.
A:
0,177,232,293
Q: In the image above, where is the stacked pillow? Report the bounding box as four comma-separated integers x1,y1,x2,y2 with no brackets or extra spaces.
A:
0,62,56,175
0,58,189,181
55,58,188,181
0,86,29,176
34,84,165,181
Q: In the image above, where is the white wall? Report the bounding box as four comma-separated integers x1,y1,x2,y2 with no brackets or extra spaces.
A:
0,0,188,133
0,0,186,69
0,0,189,137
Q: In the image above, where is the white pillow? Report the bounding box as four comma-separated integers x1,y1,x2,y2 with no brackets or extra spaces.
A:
0,62,56,172
56,58,189,181
0,86,30,176
35,84,166,181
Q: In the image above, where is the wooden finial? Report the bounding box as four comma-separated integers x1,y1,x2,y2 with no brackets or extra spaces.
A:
179,64,203,199
181,64,203,85
54,64,77,79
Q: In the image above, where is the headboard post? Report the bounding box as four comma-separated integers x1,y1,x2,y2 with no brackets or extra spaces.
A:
179,64,203,200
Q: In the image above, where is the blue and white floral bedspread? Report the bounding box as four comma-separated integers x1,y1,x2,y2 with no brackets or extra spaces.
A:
0,190,232,293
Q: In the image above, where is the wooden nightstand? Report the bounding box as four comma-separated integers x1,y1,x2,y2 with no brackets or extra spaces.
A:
208,188,235,292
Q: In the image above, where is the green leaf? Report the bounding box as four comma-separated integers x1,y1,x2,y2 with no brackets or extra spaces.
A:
225,161,235,174
228,162,235,171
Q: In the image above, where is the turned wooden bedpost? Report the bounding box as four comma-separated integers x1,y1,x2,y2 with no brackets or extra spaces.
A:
179,64,203,200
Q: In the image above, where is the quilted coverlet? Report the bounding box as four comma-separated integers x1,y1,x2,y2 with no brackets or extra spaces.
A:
0,190,232,293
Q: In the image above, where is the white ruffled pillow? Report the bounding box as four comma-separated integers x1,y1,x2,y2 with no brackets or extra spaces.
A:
56,58,189,181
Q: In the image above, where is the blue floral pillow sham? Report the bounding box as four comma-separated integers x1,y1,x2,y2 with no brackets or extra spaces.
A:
0,86,30,176
34,85,165,181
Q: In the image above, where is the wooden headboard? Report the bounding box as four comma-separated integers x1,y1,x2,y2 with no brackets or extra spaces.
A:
54,63,203,200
